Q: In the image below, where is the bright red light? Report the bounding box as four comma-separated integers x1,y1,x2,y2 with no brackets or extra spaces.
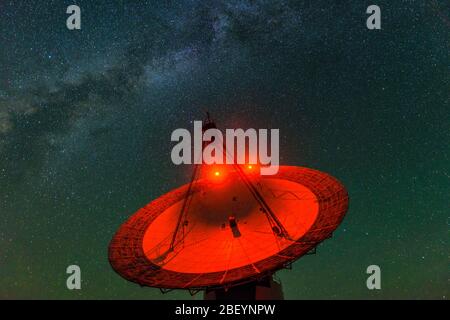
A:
214,171,220,176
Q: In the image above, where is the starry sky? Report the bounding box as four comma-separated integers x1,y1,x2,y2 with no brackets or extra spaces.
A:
0,1,448,299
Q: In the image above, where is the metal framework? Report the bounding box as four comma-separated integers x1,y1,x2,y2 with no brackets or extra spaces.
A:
109,166,349,289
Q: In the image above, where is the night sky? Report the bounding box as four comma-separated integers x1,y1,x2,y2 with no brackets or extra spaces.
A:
0,1,448,299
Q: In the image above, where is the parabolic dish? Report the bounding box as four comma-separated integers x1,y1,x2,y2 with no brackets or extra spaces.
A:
109,166,349,289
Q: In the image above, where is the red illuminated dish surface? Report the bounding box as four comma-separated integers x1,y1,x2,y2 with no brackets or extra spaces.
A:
109,166,348,289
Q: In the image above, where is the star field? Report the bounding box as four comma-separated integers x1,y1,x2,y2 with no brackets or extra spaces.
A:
0,1,448,299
